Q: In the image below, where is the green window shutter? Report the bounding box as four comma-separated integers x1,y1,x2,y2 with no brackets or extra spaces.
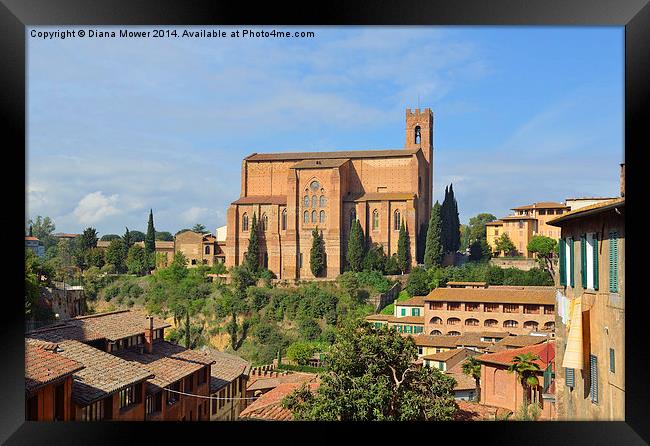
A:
593,233,599,291
565,368,575,388
559,239,566,285
609,231,619,293
569,237,575,287
590,354,599,403
580,235,587,289
609,348,615,373
401,308,406,316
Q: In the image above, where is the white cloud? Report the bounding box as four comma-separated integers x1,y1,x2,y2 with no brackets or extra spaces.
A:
182,206,210,224
72,191,120,224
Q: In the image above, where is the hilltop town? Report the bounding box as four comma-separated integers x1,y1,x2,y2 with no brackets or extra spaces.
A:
24,109,625,422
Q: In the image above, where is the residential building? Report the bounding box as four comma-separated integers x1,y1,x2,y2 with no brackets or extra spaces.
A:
548,191,625,420
175,230,224,267
486,202,570,257
225,108,435,279
475,340,556,420
239,381,320,421
484,333,551,353
423,286,556,336
365,314,424,334
409,332,498,357
421,347,479,372
565,197,618,212
25,236,45,258
393,295,425,317
201,348,251,421
25,340,84,421
246,369,316,400
52,233,80,241
445,360,480,401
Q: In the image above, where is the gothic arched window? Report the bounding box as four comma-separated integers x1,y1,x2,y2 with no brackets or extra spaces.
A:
320,196,326,207
262,213,268,231
242,213,249,232
393,210,401,231
312,195,317,208
281,209,287,230
303,211,309,224
319,210,326,223
372,209,379,230
303,195,310,207
311,210,317,223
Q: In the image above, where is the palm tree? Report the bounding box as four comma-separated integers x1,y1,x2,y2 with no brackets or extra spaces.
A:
507,352,541,407
461,356,482,402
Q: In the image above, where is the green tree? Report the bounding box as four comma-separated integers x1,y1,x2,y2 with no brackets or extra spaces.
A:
27,216,57,250
461,356,482,402
123,227,134,248
130,230,146,242
243,213,260,274
105,239,127,273
80,227,99,251
310,227,326,277
442,184,461,254
405,266,429,296
424,201,443,269
527,235,558,280
84,247,105,268
282,320,458,421
507,352,541,407
191,223,207,233
145,209,156,270
346,220,365,272
495,233,517,257
385,254,401,275
298,317,322,341
397,221,410,274
126,244,148,276
363,243,387,273
467,213,497,242
286,342,319,366
100,234,121,242
155,231,174,241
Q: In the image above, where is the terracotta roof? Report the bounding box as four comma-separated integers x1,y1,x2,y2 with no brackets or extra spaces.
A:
396,296,426,307
446,362,478,391
476,340,555,368
247,372,317,392
25,340,85,394
424,287,555,305
69,310,171,342
53,233,80,238
500,215,537,221
421,348,468,362
547,197,624,226
27,323,106,343
480,331,511,338
511,202,568,210
114,340,215,392
447,281,487,287
485,334,549,353
239,381,320,421
231,195,287,206
199,348,251,394
344,192,416,202
485,220,503,226
565,196,618,201
245,148,419,162
290,159,349,169
410,333,491,349
39,339,154,405
25,236,41,241
365,314,424,325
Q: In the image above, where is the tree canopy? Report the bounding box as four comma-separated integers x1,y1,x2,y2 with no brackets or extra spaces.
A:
310,227,326,277
191,223,207,233
282,320,458,421
346,220,365,273
424,201,443,269
441,184,461,254
397,221,410,274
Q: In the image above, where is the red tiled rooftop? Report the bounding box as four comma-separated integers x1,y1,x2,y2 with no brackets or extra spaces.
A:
476,340,555,368
245,148,419,162
25,340,84,394
239,381,320,421
199,348,251,394
247,372,317,392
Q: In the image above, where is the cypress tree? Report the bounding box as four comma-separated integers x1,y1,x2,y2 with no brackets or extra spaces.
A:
346,220,365,272
448,184,461,252
123,227,134,248
397,220,410,274
145,209,156,270
424,201,443,269
310,227,326,277
440,186,450,253
244,213,260,273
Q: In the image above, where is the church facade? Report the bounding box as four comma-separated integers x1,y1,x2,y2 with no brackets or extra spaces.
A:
225,108,434,279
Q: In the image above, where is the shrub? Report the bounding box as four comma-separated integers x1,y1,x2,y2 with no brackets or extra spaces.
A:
356,270,391,294
384,255,401,275
298,317,322,341
286,341,319,366
406,266,430,296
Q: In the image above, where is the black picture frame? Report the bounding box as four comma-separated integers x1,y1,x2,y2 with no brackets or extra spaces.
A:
2,0,647,444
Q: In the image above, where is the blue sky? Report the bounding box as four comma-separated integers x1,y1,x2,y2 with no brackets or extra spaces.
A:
27,26,624,236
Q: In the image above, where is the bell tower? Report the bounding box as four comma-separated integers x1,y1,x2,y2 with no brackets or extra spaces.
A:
405,107,433,165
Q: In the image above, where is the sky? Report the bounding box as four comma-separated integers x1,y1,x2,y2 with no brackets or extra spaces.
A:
26,26,624,236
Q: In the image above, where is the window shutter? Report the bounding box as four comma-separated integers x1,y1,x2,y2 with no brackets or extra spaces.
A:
590,354,599,403
609,348,615,373
559,239,566,286
565,368,575,387
593,233,599,291
609,231,619,293
569,237,575,287
580,235,587,289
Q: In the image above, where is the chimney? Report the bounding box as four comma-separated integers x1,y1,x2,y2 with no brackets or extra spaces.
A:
620,162,625,197
144,316,154,354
